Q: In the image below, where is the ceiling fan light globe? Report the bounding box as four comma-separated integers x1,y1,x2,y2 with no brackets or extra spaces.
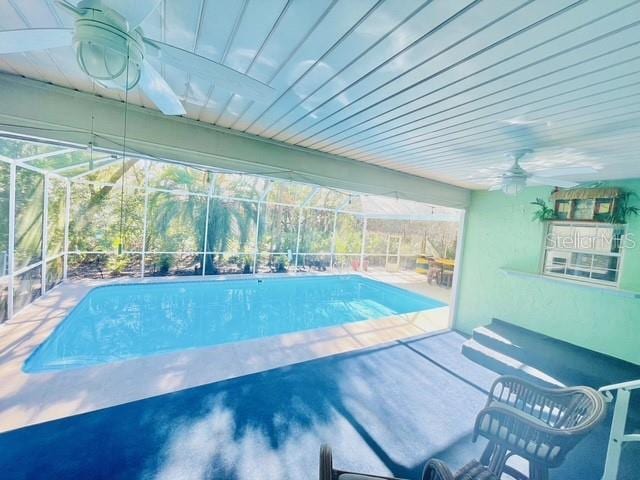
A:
77,42,121,80
73,7,144,90
112,57,142,90
76,41,141,89
104,46,127,78
501,177,526,196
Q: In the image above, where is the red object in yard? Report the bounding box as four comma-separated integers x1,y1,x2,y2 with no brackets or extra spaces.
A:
351,259,369,271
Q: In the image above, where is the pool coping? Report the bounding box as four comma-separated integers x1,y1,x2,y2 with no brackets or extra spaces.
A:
0,272,449,433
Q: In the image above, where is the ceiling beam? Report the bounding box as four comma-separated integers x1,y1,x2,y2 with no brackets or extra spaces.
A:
0,73,470,208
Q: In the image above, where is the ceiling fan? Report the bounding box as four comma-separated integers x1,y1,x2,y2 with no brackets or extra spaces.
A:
489,149,598,195
476,119,600,195
0,0,275,116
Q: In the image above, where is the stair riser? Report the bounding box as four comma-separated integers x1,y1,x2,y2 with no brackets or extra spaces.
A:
471,330,524,358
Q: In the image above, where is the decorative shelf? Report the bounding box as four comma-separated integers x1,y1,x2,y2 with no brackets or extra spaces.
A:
499,268,640,299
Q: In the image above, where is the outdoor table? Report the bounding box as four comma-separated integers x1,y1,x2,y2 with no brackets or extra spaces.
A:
435,258,455,287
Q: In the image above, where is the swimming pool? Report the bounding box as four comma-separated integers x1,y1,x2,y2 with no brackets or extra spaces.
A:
24,275,444,373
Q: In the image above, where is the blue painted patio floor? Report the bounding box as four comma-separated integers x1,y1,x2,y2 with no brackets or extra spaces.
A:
0,331,637,479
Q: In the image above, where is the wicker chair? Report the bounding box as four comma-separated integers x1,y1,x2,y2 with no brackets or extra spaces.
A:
319,445,498,480
422,459,498,480
474,375,607,480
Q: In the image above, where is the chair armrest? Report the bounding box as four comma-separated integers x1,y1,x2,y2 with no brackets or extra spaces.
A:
320,444,334,480
456,460,499,479
422,459,455,480
487,375,574,407
488,375,608,403
488,376,605,424
475,403,574,440
320,445,408,480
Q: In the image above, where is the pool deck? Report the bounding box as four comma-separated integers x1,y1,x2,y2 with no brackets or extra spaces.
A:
0,273,450,433
361,269,452,304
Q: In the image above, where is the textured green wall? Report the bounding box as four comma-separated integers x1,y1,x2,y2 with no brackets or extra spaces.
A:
455,180,640,365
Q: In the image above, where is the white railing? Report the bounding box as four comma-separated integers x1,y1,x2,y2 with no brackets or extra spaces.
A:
599,379,640,480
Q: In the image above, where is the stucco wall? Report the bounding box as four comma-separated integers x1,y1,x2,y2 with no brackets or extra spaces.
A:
455,180,640,365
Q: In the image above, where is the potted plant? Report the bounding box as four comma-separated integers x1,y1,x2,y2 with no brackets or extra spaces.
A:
530,198,557,222
275,256,287,273
606,192,640,224
158,254,173,275
242,258,253,274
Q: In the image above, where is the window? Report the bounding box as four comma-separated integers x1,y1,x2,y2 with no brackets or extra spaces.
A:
542,222,626,286
0,134,462,321
14,167,44,270
0,162,9,321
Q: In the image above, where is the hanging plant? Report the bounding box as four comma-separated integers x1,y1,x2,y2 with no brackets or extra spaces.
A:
606,192,640,224
530,197,557,222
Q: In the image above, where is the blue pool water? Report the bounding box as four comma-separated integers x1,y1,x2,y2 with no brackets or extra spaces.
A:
24,275,444,372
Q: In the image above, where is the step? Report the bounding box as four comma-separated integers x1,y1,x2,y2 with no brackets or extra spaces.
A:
471,326,587,387
461,339,565,389
478,319,640,389
471,326,524,358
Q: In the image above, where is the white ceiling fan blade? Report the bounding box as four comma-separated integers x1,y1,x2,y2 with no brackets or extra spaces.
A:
488,184,502,191
104,0,161,28
0,28,72,54
528,176,579,188
531,166,598,177
145,40,275,102
139,60,186,116
56,0,81,16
